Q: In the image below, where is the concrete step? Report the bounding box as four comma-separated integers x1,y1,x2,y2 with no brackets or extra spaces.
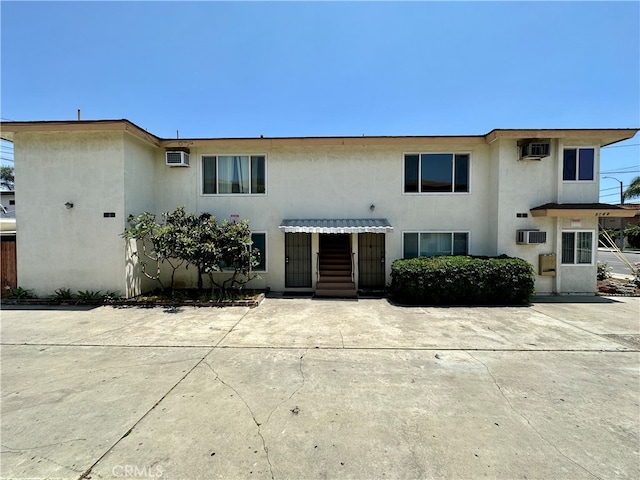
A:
319,269,351,276
318,275,353,284
316,281,356,290
315,288,357,298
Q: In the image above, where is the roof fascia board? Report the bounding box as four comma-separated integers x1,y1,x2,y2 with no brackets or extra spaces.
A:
2,120,636,149
0,120,161,147
160,135,487,148
485,128,638,146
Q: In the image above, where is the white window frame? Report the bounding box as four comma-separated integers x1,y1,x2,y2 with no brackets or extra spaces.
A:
218,231,268,273
562,147,597,183
402,230,471,258
402,151,472,195
560,229,595,266
201,154,268,196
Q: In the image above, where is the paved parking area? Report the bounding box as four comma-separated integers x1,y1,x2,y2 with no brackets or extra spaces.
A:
1,296,639,479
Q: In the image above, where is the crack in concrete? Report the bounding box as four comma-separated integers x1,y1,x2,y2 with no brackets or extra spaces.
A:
201,349,308,480
0,356,206,398
0,342,217,348
70,322,139,345
467,352,603,480
529,306,632,352
78,309,252,480
2,342,638,352
264,349,308,425
483,325,512,345
1,438,86,451
0,448,83,475
203,361,275,480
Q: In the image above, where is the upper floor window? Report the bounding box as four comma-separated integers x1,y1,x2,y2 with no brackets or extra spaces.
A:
404,153,469,193
202,155,266,195
563,148,594,181
403,231,469,258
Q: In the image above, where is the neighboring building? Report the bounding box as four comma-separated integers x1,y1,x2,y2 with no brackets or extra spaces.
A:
599,203,640,247
0,120,637,297
0,190,16,218
0,190,17,288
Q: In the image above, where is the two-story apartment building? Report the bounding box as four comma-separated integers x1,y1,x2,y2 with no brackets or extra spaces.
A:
1,120,636,298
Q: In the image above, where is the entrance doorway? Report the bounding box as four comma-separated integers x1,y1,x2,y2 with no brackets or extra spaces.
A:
316,234,356,297
358,233,385,290
285,233,312,288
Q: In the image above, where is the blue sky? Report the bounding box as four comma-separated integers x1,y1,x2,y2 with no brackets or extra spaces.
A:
1,1,639,202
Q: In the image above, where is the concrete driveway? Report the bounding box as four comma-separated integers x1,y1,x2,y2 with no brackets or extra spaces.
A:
1,296,639,480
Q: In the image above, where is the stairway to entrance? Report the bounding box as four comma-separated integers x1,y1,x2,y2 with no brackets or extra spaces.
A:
316,234,357,298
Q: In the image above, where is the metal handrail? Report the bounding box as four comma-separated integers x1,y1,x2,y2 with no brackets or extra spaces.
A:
316,252,320,283
351,252,355,283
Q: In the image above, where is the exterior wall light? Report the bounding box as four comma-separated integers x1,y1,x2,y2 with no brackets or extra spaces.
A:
370,204,375,211
64,202,74,209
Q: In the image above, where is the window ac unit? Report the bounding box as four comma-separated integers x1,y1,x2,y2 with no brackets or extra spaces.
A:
519,142,550,160
166,151,190,167
516,229,547,245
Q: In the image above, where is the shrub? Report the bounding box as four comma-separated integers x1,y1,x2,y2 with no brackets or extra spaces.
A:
598,228,619,247
3,286,36,301
389,255,535,305
53,288,75,301
76,290,103,303
597,262,612,281
625,225,640,249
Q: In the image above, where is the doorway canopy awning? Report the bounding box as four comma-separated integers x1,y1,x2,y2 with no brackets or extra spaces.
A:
279,218,393,234
530,202,637,218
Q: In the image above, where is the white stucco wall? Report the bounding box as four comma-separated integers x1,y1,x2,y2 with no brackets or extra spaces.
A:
123,135,160,296
15,131,126,296
13,128,608,296
558,140,600,203
491,139,561,294
557,217,599,294
150,142,507,291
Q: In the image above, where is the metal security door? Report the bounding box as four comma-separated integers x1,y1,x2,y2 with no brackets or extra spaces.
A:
285,233,312,288
358,233,385,289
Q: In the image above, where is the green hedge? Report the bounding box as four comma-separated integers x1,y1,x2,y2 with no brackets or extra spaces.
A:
389,255,535,305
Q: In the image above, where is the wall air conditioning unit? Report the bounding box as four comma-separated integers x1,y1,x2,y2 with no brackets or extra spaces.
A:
516,229,547,245
165,151,190,167
519,142,550,161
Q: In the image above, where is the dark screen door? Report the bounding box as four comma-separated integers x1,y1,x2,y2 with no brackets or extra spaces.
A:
285,233,312,288
358,233,385,289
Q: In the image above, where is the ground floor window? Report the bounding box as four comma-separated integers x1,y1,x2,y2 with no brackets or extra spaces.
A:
220,232,266,272
403,232,469,258
251,232,267,271
561,230,593,265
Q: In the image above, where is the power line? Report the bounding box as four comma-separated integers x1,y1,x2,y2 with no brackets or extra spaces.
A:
601,165,639,172
599,185,628,192
602,143,640,149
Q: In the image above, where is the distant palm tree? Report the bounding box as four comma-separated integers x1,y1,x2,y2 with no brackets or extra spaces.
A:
623,176,640,201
